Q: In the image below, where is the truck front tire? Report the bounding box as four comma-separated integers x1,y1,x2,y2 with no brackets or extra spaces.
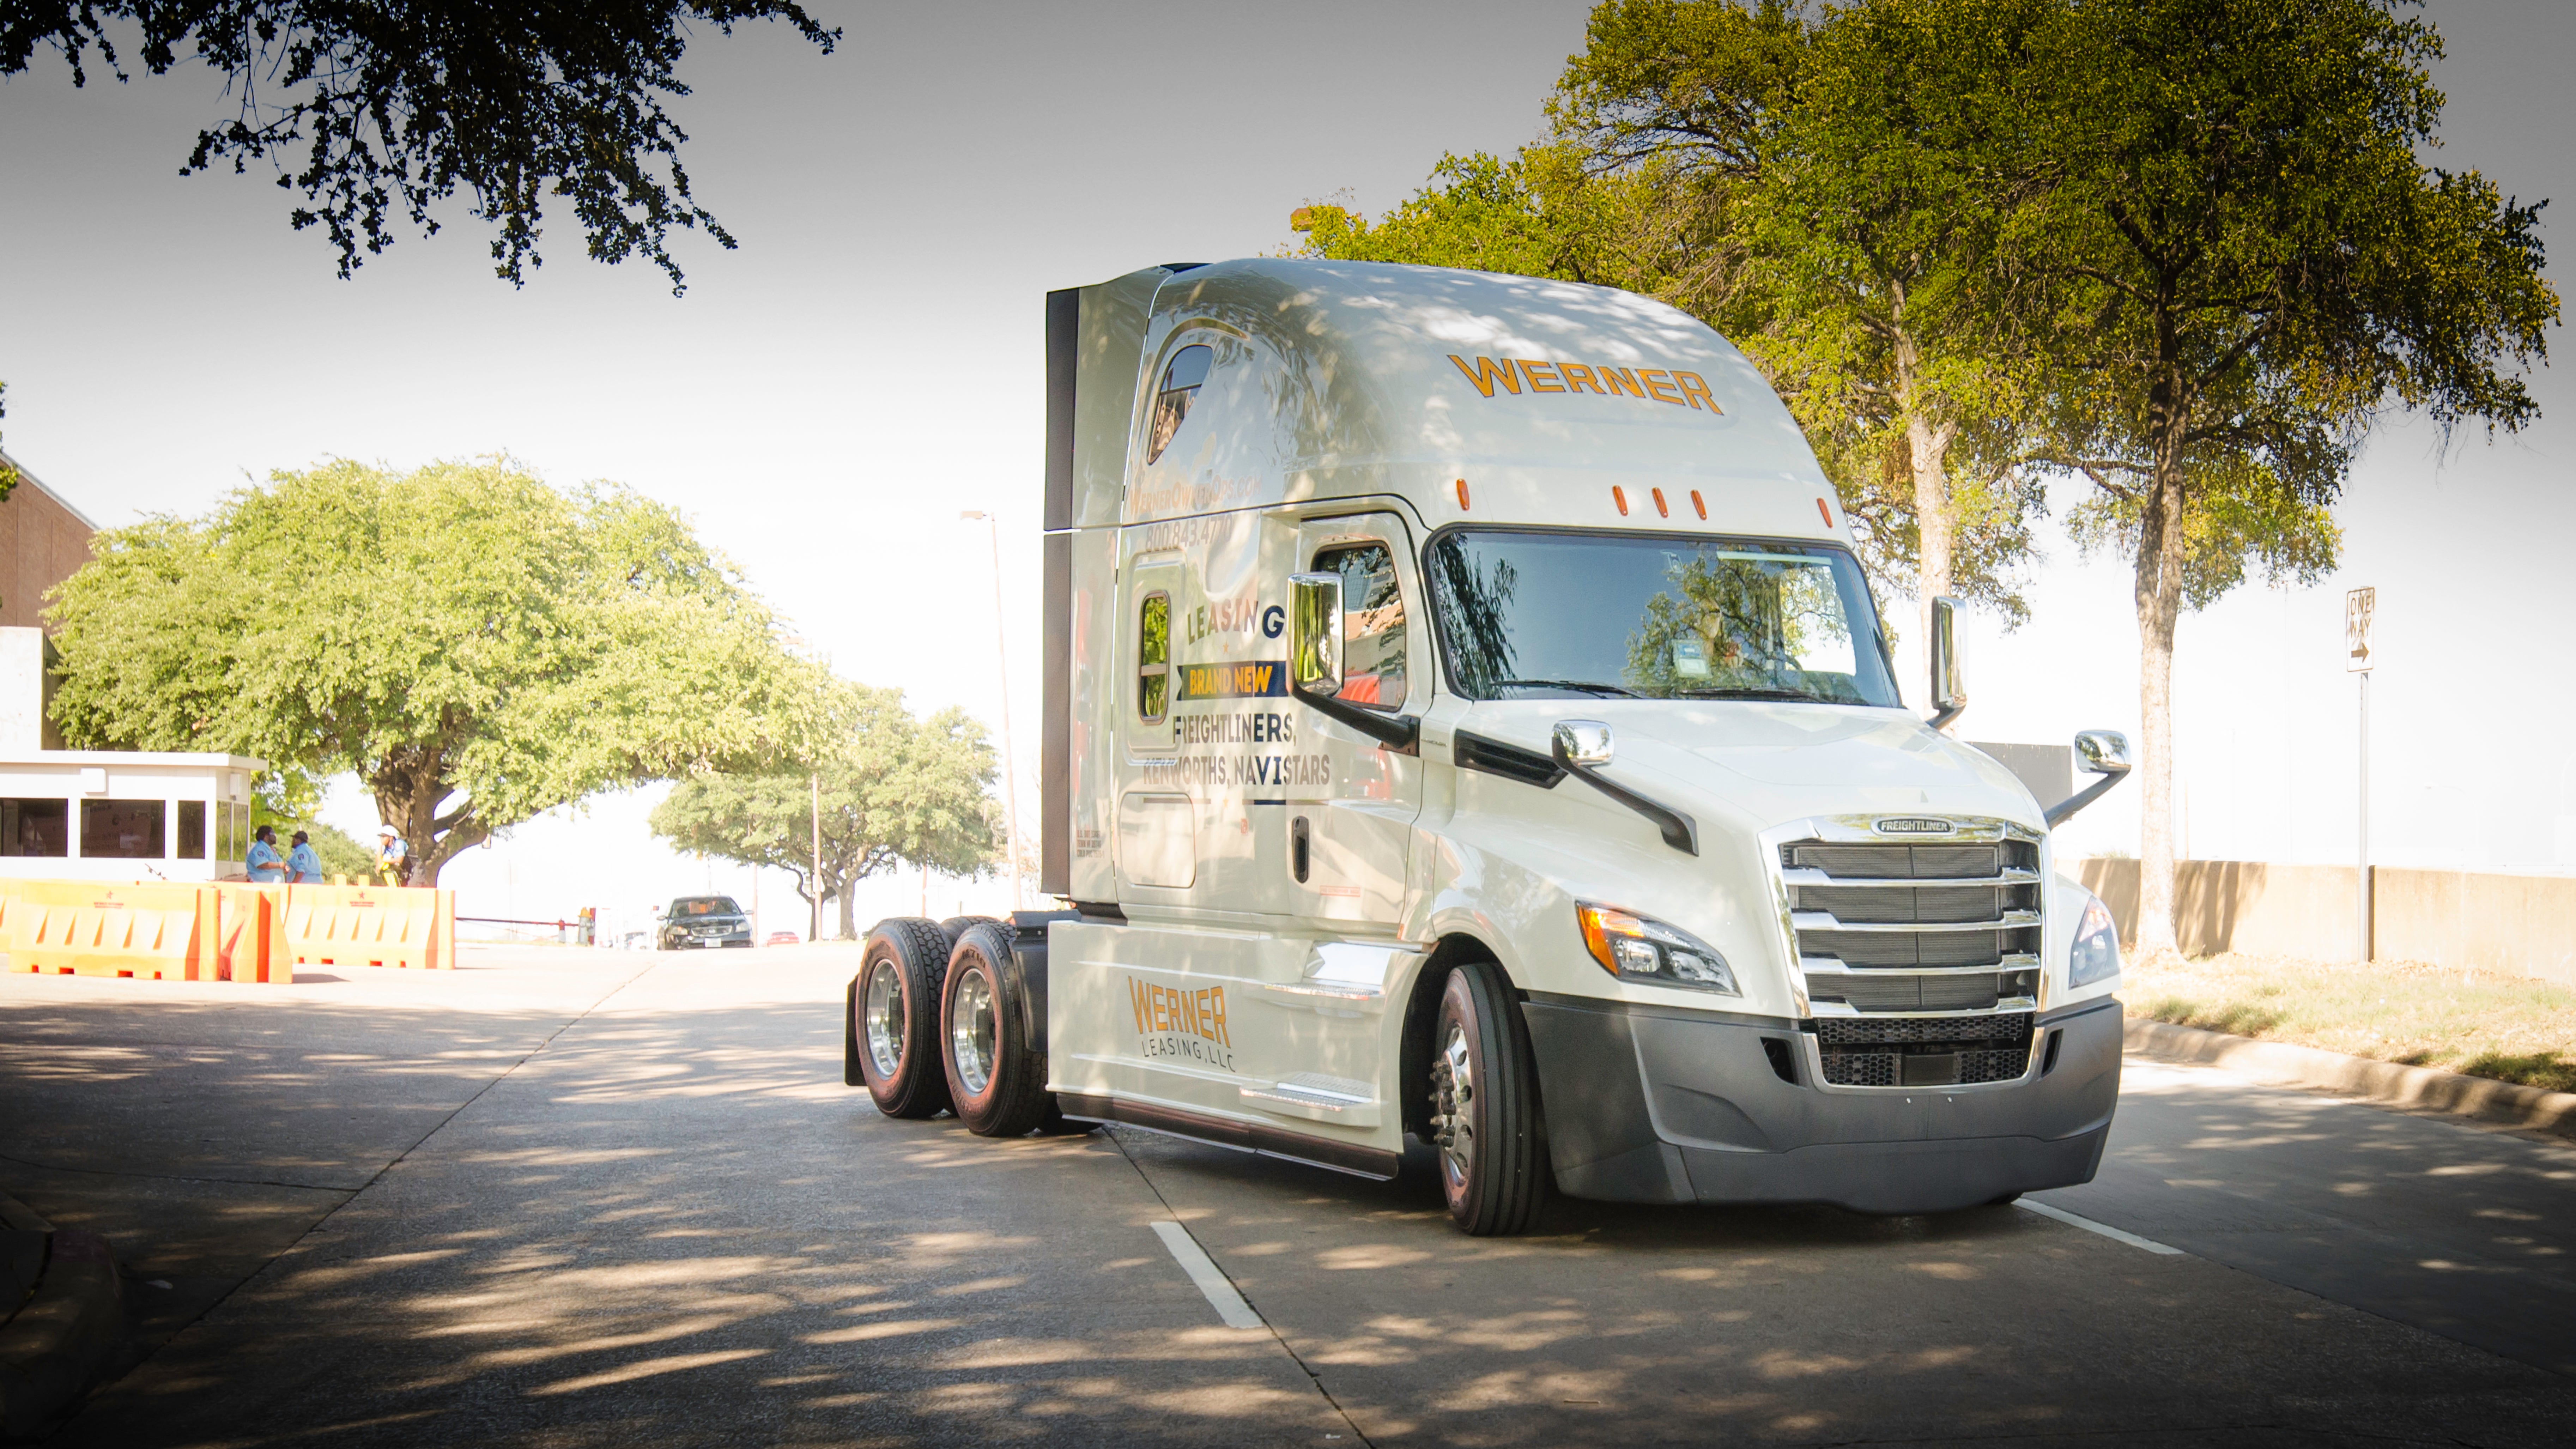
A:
855,919,955,1119
941,922,1056,1138
1431,960,1549,1236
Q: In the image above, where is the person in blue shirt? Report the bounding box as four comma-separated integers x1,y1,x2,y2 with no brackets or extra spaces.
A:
286,830,323,884
246,825,287,883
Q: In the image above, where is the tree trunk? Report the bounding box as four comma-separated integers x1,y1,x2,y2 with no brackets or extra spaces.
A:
368,748,478,887
2131,429,2189,954
838,886,857,941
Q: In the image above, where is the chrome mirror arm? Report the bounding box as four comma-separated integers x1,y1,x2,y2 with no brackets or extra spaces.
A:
2043,769,2128,828
2044,729,2134,828
1291,684,1419,755
1552,736,1698,855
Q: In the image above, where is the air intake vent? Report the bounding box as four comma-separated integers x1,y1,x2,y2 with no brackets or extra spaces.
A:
1814,1013,2034,1087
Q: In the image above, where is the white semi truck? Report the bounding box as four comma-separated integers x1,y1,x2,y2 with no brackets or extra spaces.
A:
845,259,2133,1236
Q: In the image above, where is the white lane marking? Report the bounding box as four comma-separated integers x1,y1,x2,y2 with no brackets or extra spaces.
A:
2019,1198,2186,1256
1150,1220,1266,1329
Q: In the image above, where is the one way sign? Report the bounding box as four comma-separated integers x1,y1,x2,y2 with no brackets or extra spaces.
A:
2346,587,2375,673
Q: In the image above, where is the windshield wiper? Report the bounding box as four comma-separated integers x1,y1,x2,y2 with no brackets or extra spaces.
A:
1494,678,1639,698
1671,686,1834,703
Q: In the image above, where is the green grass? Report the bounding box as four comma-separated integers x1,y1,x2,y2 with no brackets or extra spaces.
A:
2126,951,2576,1095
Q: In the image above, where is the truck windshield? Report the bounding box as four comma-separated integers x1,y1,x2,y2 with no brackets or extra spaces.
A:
1425,529,1901,707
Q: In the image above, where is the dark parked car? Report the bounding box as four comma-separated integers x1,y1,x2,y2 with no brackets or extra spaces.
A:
659,896,752,950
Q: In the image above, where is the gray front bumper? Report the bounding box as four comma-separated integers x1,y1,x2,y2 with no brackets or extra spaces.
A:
1522,996,2121,1214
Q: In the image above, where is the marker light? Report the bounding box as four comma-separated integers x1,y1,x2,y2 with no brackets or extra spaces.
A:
1578,903,1738,995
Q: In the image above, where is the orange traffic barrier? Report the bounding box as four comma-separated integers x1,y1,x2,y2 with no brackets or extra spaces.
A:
206,883,290,984
280,883,453,970
8,880,210,980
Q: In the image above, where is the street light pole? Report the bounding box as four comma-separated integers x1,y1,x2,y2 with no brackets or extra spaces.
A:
961,510,1023,911
811,770,823,943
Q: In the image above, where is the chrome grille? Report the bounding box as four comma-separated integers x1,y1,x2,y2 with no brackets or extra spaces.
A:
1782,827,2046,1050
1783,836,2041,975
1799,883,2006,923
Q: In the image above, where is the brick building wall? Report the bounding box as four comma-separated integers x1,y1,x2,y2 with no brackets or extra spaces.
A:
0,451,96,631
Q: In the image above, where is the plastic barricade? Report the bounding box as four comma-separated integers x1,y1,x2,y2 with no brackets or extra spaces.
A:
205,883,290,984
280,884,453,970
8,881,210,980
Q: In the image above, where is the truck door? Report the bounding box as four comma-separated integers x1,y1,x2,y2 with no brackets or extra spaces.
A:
1289,513,1426,932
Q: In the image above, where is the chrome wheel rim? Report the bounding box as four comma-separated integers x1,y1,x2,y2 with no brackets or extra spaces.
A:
863,960,904,1079
951,968,997,1097
1431,1021,1474,1188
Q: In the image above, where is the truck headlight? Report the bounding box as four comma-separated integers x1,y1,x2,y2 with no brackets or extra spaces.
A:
2069,895,2121,988
1577,903,1738,995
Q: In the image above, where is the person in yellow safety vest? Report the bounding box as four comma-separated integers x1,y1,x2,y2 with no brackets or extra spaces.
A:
375,825,411,887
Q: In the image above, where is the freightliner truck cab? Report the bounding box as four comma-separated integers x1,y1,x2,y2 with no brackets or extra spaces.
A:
845,259,2133,1235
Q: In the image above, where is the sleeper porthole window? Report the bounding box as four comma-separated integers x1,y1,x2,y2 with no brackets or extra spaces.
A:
1145,344,1213,464
1138,590,1171,724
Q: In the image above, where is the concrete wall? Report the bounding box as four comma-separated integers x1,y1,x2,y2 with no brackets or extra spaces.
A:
2073,858,2576,987
0,451,95,633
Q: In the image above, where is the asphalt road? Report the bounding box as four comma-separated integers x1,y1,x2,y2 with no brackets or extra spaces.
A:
2,948,2570,1447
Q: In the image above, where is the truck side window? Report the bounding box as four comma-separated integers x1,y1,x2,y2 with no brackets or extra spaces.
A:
1138,590,1171,723
1146,344,1213,464
1314,543,1407,711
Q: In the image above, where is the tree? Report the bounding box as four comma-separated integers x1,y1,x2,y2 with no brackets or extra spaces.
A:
1731,0,2046,637
1552,0,2047,637
1944,0,2557,948
1293,144,1698,299
1305,1,2048,640
46,457,838,884
650,687,998,939
0,2,838,293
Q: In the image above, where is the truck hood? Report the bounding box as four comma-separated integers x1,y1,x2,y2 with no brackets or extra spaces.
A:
1451,700,2043,831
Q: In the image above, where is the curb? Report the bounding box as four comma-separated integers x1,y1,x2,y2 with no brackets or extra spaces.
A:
2124,1016,2576,1141
0,1191,123,1441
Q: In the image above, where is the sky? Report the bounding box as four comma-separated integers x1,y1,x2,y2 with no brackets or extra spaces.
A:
0,0,2570,938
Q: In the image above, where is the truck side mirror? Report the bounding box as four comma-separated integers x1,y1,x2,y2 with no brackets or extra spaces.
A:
2074,730,2132,776
2045,729,2134,827
1552,720,1614,766
1289,571,1343,697
1928,595,1966,732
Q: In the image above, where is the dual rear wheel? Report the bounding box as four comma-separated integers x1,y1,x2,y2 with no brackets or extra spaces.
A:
849,918,1067,1136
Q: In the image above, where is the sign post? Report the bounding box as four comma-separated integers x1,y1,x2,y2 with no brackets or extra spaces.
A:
2346,587,2376,963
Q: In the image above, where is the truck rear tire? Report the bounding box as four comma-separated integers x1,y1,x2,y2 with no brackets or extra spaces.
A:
854,919,954,1119
1430,960,1548,1236
941,922,1055,1138
938,915,998,948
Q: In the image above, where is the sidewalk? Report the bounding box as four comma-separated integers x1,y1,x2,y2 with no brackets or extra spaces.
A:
0,1189,122,1439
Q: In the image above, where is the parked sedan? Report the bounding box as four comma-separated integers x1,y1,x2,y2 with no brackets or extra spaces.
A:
658,896,752,950
765,930,801,946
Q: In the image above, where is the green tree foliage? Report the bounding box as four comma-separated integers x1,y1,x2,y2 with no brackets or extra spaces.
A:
0,2,838,293
45,457,838,885
649,689,998,939
1293,145,1697,298
1932,0,2557,947
1298,0,2048,637
1733,0,2045,634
